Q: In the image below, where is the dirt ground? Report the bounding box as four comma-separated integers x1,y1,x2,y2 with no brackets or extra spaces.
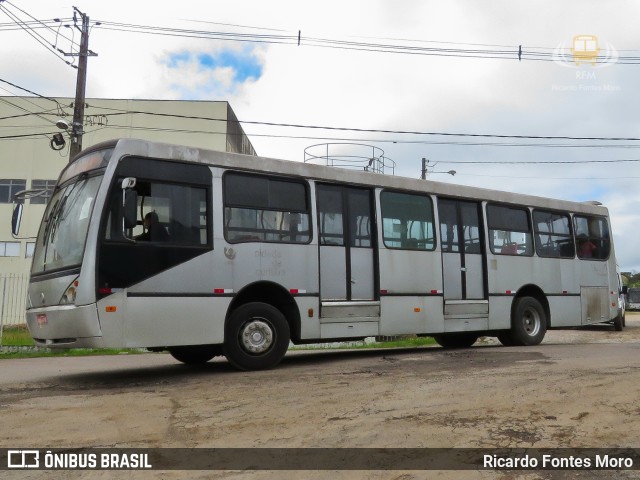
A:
2,313,640,480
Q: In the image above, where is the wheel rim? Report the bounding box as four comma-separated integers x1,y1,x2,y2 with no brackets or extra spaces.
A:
240,318,274,355
522,307,541,336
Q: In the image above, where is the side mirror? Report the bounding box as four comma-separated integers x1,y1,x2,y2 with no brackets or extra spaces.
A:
622,285,628,295
11,202,23,237
11,188,46,238
121,177,138,240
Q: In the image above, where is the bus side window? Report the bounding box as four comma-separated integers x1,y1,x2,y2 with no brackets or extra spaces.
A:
381,191,435,251
533,210,574,258
223,172,311,244
105,178,208,246
487,204,533,256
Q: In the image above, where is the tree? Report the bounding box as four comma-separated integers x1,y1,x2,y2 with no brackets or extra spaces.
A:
622,271,640,287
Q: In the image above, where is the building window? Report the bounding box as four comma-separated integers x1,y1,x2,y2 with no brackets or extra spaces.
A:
0,179,26,203
224,172,311,244
30,180,56,204
26,242,35,258
487,204,533,256
0,241,20,257
381,191,435,250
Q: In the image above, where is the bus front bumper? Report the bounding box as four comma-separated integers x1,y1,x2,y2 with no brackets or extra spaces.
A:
25,304,106,349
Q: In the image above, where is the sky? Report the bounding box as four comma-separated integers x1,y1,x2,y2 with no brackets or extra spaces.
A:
2,0,640,272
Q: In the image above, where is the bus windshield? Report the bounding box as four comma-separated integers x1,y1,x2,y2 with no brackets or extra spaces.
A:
32,174,103,275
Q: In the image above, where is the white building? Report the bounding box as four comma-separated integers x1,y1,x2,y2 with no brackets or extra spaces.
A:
0,97,255,324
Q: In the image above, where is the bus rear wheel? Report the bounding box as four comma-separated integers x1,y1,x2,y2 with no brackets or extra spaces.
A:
505,296,547,346
613,313,624,332
169,345,221,364
433,333,479,349
224,302,290,371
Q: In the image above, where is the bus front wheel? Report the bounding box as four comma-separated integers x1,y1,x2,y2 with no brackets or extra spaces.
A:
507,296,547,346
224,302,290,371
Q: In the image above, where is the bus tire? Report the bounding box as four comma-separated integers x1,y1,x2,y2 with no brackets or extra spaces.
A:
613,313,624,332
433,333,479,349
224,302,290,371
510,296,547,346
169,345,221,365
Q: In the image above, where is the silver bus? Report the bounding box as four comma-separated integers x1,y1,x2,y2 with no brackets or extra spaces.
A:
16,138,623,370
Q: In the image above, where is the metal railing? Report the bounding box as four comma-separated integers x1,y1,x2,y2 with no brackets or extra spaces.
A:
0,274,29,339
304,143,395,175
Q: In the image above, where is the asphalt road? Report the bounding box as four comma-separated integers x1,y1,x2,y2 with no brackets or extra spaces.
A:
1,313,640,480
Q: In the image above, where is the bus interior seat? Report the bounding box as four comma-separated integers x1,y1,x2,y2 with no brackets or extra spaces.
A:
501,242,518,255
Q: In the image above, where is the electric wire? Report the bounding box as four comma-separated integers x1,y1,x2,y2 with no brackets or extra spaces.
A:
0,2,78,67
91,19,640,64
91,106,640,142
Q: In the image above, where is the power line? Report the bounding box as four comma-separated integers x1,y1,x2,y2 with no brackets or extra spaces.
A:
0,1,78,68
0,131,59,140
82,122,640,152
93,107,640,142
438,158,640,164
0,96,56,125
455,172,640,180
0,78,65,109
91,19,640,64
2,93,640,155
20,101,639,151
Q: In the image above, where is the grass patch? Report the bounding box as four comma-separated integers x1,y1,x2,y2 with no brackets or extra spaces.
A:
0,349,142,360
0,327,437,360
0,325,146,359
0,325,34,346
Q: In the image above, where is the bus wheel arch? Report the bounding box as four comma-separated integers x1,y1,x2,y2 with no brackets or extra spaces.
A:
226,281,301,342
223,282,299,370
500,286,549,346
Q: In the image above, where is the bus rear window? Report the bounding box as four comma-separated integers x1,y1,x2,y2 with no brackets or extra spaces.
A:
574,215,610,260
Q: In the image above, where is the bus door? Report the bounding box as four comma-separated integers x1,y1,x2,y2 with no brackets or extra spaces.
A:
438,199,488,319
316,184,377,307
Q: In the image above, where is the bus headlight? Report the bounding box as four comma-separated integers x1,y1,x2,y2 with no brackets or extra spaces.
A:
60,281,78,304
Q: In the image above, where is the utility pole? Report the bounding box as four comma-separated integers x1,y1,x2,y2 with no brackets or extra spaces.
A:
421,157,428,179
68,7,93,162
